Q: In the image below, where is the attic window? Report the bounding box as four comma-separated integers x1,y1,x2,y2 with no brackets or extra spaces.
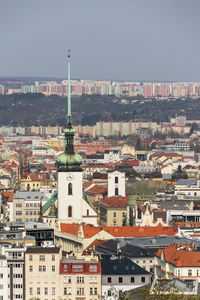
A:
125,266,129,270
113,266,117,270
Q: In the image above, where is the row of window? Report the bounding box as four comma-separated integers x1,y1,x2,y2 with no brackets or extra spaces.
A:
29,265,56,272
107,276,146,283
29,255,55,261
63,276,98,284
63,264,97,272
30,287,55,296
16,202,40,208
176,269,199,276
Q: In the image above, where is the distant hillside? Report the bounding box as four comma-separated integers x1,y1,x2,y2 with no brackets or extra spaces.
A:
0,93,200,126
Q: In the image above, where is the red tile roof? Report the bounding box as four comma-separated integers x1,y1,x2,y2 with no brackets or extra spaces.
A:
156,243,200,267
1,191,14,202
60,223,178,239
86,185,107,195
101,196,128,209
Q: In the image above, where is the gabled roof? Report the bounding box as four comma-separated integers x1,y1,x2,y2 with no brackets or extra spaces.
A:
101,196,128,209
101,257,150,275
60,223,178,239
86,185,107,195
156,243,200,267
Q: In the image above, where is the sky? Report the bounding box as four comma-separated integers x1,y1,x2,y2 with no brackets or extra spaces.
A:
0,0,200,81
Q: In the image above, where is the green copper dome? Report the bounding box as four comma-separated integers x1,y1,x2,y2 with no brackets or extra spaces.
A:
56,151,83,171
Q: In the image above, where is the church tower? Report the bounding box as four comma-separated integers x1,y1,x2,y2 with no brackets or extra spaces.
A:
56,51,83,223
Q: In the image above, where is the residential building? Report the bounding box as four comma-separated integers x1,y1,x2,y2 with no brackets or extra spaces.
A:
13,191,48,222
25,246,60,300
60,256,101,300
101,257,151,300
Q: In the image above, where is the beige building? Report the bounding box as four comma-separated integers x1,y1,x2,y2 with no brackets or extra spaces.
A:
59,256,101,300
13,191,48,222
25,246,61,300
25,246,102,300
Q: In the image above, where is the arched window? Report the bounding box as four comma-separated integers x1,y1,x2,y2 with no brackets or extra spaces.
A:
115,187,119,196
115,176,119,184
68,206,72,218
68,183,72,195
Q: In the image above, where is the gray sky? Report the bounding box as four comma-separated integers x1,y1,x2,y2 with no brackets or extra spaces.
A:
0,0,200,81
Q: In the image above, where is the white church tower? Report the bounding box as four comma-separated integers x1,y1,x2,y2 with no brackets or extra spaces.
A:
56,51,84,223
108,169,126,197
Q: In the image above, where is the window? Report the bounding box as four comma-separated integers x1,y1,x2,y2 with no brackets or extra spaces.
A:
44,287,48,295
87,209,89,216
52,255,55,261
131,277,135,283
16,203,22,207
0,274,3,278
89,264,97,272
119,277,123,283
39,265,46,272
115,187,119,196
141,277,145,283
64,264,68,272
39,255,45,261
68,183,73,195
107,277,112,283
29,266,33,272
52,265,55,272
52,287,55,295
90,287,93,295
16,211,22,215
188,269,192,276
77,276,84,283
72,264,83,272
37,287,40,295
68,206,72,218
77,287,84,295
113,212,116,218
64,287,67,295
29,287,33,295
115,176,119,184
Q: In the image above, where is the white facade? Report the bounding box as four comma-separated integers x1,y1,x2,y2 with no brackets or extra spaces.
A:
0,256,8,300
57,171,98,225
108,170,125,197
104,151,121,163
58,171,83,223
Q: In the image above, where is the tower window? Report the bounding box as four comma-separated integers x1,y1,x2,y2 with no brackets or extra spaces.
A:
115,176,119,184
115,187,119,196
68,206,72,218
68,183,73,195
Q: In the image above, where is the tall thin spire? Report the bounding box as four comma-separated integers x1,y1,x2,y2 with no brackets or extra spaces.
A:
67,49,72,128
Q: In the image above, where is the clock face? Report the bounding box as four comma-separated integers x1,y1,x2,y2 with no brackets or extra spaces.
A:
66,173,74,181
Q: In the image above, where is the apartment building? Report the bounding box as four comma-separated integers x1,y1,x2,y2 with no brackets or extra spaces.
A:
12,191,48,222
155,243,200,291
0,243,26,300
25,246,101,300
59,256,101,300
25,246,60,300
101,257,151,300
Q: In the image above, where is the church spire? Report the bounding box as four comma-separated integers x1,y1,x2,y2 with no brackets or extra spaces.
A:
56,51,83,171
67,49,72,128
64,50,74,154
